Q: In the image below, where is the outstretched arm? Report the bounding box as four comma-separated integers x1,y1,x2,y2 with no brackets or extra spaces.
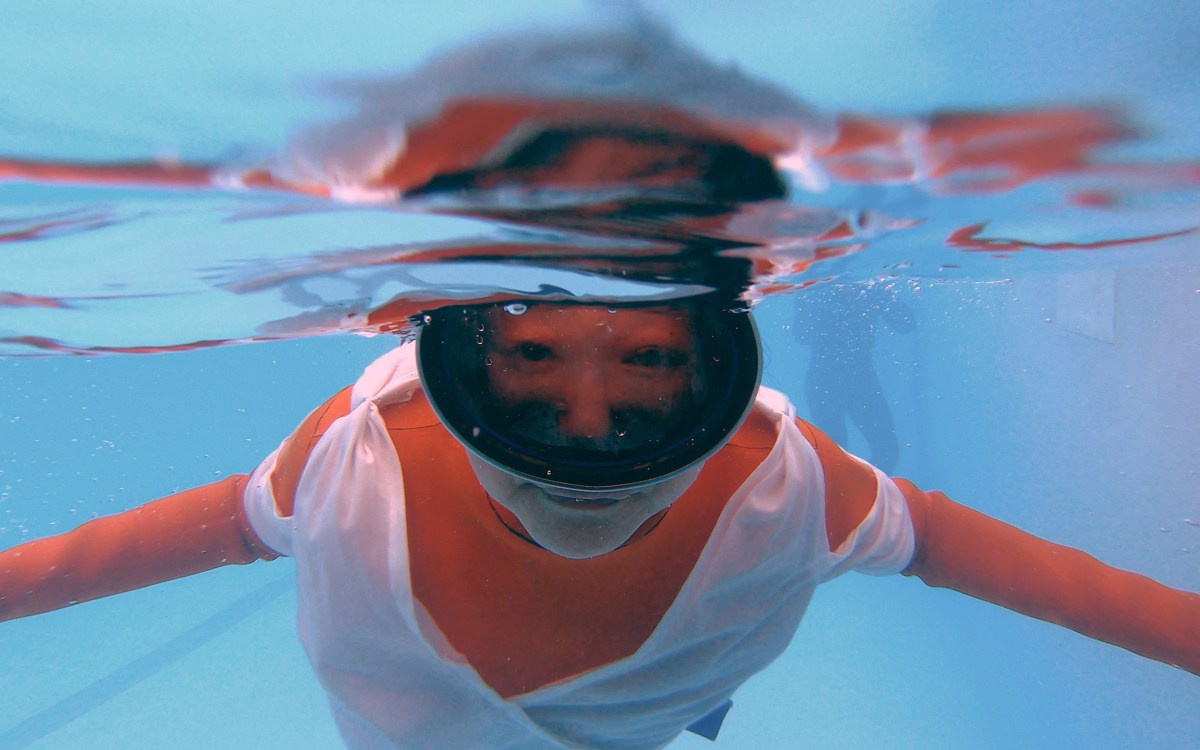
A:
895,479,1200,675
0,381,364,624
0,474,277,622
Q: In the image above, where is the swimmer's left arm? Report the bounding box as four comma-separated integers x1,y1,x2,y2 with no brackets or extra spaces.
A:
895,479,1200,675
0,475,276,622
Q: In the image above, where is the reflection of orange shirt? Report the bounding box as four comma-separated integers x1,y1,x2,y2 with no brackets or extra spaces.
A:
816,109,1131,191
0,104,1143,201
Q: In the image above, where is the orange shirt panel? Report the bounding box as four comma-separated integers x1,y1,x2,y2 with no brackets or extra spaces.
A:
397,396,775,697
267,387,881,695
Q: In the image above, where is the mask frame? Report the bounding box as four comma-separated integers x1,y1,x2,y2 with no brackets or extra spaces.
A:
417,300,762,491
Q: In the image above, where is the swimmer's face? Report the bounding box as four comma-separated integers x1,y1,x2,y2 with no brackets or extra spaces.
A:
468,304,707,558
482,305,701,451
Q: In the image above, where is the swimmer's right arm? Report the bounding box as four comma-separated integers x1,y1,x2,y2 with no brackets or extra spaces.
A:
0,475,277,622
0,386,356,623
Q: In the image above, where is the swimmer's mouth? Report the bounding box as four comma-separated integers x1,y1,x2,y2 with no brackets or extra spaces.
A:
544,492,626,509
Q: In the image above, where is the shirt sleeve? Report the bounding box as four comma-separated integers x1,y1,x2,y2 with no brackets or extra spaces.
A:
822,463,916,579
790,416,916,580
240,386,356,558
240,387,354,558
243,446,297,557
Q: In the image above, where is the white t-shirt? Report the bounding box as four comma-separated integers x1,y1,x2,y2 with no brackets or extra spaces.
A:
244,344,915,750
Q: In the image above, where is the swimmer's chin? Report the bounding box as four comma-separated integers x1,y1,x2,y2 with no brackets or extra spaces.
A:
464,454,690,558
522,487,646,558
542,491,628,510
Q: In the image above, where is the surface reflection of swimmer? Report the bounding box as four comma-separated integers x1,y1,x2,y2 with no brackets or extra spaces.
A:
794,281,915,473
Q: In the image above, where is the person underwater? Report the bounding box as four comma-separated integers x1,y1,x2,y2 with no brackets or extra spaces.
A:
792,281,916,474
2,292,1198,749
1,15,1198,750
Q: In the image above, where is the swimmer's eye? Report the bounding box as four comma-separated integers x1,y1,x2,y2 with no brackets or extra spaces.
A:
519,342,553,362
627,347,688,368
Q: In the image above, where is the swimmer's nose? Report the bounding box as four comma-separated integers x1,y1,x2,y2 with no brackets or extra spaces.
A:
558,399,612,440
556,373,611,439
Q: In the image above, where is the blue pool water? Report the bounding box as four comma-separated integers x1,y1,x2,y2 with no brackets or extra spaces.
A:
2,2,1199,748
